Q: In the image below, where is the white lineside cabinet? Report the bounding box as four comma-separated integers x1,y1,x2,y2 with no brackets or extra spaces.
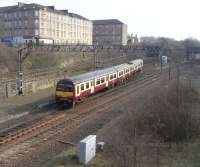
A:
79,135,96,165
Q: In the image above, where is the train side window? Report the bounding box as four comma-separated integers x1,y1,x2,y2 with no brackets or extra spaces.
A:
119,71,123,76
77,85,80,95
113,74,117,78
86,82,90,89
96,79,100,85
81,84,84,91
101,77,105,83
110,74,113,80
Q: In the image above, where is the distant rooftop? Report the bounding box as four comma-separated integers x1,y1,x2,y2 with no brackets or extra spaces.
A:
0,2,89,20
93,19,125,25
68,12,89,21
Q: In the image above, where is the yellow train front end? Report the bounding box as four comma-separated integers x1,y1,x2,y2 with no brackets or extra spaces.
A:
55,79,74,105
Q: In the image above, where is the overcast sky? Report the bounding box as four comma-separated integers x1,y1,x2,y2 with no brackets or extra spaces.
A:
0,0,199,40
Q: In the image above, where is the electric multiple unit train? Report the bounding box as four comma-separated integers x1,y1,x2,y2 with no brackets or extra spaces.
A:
56,59,143,106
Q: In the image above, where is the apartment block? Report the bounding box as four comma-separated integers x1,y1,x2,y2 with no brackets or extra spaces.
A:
0,2,93,45
93,19,127,45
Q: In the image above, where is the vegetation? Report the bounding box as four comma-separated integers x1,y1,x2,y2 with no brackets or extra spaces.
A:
0,46,17,75
42,78,200,167
1,36,200,75
23,51,93,72
42,147,108,167
104,80,200,167
24,52,61,70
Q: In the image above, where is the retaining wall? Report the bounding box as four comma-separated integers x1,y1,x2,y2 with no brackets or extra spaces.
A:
0,71,65,99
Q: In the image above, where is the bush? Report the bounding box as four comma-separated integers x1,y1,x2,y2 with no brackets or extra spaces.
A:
107,81,200,167
144,82,199,144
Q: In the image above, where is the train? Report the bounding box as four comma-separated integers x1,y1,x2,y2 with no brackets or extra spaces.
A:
55,59,144,106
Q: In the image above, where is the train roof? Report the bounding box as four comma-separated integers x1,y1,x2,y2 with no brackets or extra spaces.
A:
129,59,143,64
60,59,143,84
114,63,130,71
65,67,116,83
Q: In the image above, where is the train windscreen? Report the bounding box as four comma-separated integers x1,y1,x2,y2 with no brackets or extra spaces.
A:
56,82,73,92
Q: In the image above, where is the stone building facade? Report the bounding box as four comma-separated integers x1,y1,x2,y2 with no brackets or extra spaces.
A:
0,3,93,45
93,19,127,45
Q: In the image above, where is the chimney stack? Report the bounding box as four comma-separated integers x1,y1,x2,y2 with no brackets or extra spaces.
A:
18,2,25,8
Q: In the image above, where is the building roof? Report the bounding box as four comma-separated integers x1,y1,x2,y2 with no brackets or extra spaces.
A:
0,2,90,21
0,3,47,13
93,19,124,25
68,12,89,21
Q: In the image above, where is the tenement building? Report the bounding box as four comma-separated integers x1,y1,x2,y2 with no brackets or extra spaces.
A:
93,19,127,45
0,2,93,44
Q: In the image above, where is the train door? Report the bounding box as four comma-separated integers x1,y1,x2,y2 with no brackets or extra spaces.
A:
76,84,81,97
90,80,94,94
106,75,109,87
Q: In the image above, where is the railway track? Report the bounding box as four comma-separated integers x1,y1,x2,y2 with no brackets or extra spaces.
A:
0,72,159,147
0,71,164,167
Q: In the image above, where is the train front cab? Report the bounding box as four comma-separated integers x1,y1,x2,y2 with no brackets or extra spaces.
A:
55,80,75,105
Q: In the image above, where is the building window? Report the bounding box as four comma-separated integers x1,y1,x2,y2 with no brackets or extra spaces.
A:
35,11,39,17
18,12,21,17
19,30,22,36
25,29,28,35
35,29,39,36
14,21,17,27
25,20,28,27
8,22,11,28
35,19,39,27
25,11,28,17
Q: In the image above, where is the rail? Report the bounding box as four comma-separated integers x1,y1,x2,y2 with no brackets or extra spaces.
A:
0,72,161,147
